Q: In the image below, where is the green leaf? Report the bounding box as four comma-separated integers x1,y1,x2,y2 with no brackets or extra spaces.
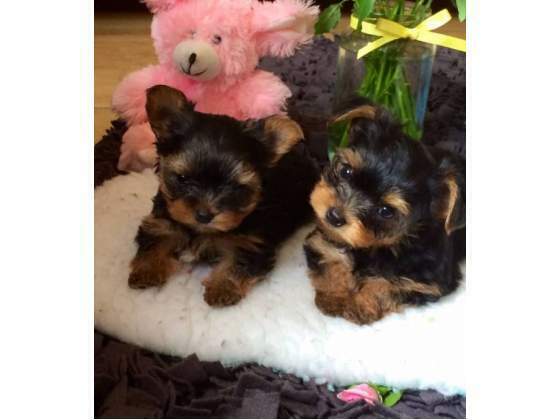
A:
315,2,344,34
370,384,392,397
383,390,403,407
453,0,466,22
353,0,376,21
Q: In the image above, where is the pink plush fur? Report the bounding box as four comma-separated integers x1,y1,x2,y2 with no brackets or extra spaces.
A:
112,0,318,172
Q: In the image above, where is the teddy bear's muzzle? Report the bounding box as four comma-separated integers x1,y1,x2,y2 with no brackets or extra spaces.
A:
173,40,221,82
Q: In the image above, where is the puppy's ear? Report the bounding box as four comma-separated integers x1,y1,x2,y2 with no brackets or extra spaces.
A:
248,116,305,167
432,154,466,234
330,99,400,149
145,85,195,143
330,103,378,125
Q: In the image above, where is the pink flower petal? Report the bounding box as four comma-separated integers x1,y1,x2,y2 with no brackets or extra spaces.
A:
337,384,380,406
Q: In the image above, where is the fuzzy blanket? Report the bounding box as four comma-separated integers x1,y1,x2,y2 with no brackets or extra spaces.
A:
95,37,466,418
96,168,465,396
95,333,466,418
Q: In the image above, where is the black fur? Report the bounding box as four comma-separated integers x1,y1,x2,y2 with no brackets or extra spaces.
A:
308,101,466,309
130,85,319,299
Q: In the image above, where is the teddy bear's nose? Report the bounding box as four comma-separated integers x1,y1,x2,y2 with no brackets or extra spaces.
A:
189,53,197,65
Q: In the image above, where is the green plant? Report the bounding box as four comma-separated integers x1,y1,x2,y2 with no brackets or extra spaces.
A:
452,0,466,22
371,383,403,407
315,0,466,34
316,0,465,148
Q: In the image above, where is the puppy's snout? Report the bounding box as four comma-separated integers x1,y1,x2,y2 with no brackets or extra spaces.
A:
195,209,214,224
188,53,197,65
326,207,346,227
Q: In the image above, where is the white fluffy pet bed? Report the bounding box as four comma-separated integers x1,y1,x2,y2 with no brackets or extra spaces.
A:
95,170,465,396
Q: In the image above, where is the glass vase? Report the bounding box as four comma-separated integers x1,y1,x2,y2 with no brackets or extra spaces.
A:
329,19,436,154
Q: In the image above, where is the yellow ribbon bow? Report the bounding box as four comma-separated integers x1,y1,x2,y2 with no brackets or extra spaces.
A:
350,9,466,59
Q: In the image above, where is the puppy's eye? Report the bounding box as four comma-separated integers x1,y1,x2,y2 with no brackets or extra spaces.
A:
176,174,193,186
339,164,353,179
212,34,222,45
377,206,394,219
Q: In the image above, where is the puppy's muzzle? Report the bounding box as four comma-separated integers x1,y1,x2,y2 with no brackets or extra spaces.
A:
195,209,214,225
325,207,346,227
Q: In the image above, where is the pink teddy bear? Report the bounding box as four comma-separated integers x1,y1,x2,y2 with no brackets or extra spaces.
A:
112,0,319,172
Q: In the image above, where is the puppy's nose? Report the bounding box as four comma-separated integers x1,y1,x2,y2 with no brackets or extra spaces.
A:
326,207,346,227
195,209,214,224
188,53,197,65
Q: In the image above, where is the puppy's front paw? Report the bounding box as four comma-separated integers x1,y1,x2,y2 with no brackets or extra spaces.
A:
128,255,179,289
128,267,167,289
203,279,243,307
342,292,386,325
342,305,381,325
315,292,348,317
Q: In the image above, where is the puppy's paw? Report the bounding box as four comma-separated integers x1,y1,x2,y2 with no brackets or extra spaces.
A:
128,255,179,290
203,280,244,307
342,295,384,325
342,306,380,325
128,267,167,289
315,292,348,317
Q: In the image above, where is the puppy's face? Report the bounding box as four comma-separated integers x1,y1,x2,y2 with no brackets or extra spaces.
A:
159,143,262,234
311,103,465,249
146,85,304,233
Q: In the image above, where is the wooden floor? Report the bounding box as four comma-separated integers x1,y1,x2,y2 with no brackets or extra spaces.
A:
94,12,465,143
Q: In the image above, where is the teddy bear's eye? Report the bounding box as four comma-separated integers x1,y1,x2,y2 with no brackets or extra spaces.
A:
190,30,196,38
212,35,222,45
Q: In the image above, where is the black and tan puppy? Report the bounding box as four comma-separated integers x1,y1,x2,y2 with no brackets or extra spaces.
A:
128,85,319,306
304,101,466,325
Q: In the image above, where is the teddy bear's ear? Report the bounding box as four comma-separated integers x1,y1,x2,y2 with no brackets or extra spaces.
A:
145,85,195,145
252,0,319,57
142,0,182,13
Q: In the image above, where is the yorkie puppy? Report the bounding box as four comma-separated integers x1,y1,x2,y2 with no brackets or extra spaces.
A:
304,101,466,325
128,85,319,306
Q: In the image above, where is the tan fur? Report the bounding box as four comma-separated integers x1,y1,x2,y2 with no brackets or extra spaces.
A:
338,148,364,169
309,178,338,219
232,161,261,189
210,204,258,232
264,116,304,166
165,196,197,226
140,215,178,238
316,273,442,325
383,190,411,216
203,258,262,307
338,214,378,248
331,105,377,124
345,278,403,324
162,185,259,233
397,277,442,296
311,178,394,248
128,223,183,290
191,233,264,261
305,230,393,323
344,277,442,324
306,229,351,266
163,153,191,175
306,232,356,317
444,177,459,234
305,230,443,325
